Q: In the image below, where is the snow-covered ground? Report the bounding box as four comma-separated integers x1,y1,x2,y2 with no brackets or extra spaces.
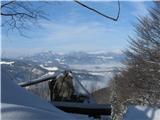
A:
124,106,160,120
1,74,86,120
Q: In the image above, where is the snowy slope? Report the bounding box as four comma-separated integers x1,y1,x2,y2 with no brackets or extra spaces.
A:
1,59,48,83
124,106,160,120
1,74,79,120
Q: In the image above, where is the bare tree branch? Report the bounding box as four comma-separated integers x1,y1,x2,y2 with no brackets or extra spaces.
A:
1,12,36,18
1,1,49,37
74,0,120,21
1,1,15,8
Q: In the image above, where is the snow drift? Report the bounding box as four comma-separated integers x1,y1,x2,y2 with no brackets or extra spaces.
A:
124,106,160,120
1,74,78,120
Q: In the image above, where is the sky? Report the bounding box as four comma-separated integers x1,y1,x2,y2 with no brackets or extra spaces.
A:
1,1,153,58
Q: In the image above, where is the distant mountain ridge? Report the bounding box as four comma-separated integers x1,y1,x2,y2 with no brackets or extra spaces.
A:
19,51,124,65
1,51,124,92
1,58,48,83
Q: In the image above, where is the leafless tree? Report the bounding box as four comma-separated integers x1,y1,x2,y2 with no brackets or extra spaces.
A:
1,1,120,36
124,1,160,103
110,2,160,120
1,1,48,36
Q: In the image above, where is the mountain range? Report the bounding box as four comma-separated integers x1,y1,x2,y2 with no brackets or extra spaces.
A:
20,51,124,65
1,51,125,92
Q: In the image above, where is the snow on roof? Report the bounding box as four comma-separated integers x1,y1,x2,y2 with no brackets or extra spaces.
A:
124,105,160,120
1,73,79,120
0,61,15,65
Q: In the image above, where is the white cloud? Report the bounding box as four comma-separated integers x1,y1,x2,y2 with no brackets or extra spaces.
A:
2,20,120,58
131,2,149,17
41,20,117,44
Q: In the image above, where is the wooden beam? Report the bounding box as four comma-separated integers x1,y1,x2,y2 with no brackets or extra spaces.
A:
18,75,56,87
51,102,111,118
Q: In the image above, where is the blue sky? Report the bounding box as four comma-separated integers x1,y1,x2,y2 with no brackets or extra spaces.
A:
1,1,153,58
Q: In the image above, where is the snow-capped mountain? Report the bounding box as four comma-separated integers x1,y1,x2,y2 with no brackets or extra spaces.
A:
21,51,124,65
